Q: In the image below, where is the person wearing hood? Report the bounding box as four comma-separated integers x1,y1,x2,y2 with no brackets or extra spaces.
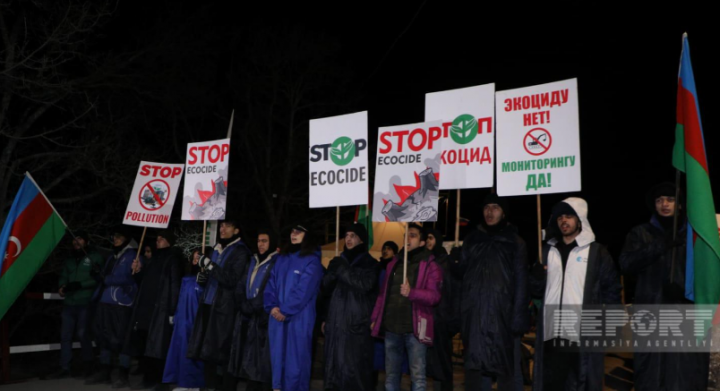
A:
529,197,622,391
322,223,379,391
85,226,141,387
424,228,459,391
449,194,527,391
371,223,442,391
188,219,251,390
122,229,182,391
42,231,104,380
226,229,279,391
619,183,709,390
264,224,324,391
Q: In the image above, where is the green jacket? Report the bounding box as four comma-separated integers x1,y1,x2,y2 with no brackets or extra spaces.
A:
58,247,104,306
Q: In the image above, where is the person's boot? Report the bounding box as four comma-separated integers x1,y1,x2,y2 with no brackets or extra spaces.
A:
40,367,70,380
113,366,130,388
82,361,95,379
149,384,169,391
85,364,111,385
130,374,158,390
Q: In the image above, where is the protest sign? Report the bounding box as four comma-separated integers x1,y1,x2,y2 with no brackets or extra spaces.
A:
372,121,443,222
496,78,581,196
425,83,495,189
181,138,231,220
309,111,368,208
124,162,185,228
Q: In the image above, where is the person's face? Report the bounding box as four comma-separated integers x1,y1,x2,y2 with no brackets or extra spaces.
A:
192,251,201,265
426,234,437,251
219,222,239,239
72,237,86,250
112,234,126,247
557,214,581,237
290,229,305,244
406,227,426,252
257,234,270,254
382,245,395,259
655,196,676,217
344,232,363,250
156,236,170,249
483,203,504,226
143,245,153,258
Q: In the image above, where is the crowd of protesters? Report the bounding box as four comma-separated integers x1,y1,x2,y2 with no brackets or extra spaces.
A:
40,183,710,391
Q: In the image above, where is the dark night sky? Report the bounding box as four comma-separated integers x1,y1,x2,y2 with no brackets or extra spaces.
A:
107,2,719,257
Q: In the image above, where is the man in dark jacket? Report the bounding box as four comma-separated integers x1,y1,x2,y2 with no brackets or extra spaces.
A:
43,231,104,380
85,226,140,387
451,194,527,391
530,197,622,391
189,219,250,390
227,229,278,391
619,183,709,390
322,223,379,391
125,229,182,391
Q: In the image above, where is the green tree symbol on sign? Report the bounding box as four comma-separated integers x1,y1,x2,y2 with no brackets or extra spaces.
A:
330,136,355,166
449,114,478,145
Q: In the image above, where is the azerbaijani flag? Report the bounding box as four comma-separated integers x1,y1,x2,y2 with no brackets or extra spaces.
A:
0,173,67,319
671,34,720,323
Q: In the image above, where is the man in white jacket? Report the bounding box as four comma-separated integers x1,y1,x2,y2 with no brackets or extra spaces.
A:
530,197,622,391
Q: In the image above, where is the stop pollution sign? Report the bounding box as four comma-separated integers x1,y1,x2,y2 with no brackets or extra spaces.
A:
124,161,185,228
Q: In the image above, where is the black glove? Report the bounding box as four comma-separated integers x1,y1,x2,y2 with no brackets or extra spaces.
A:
64,282,82,293
327,257,349,274
196,271,209,286
531,262,547,280
198,256,213,269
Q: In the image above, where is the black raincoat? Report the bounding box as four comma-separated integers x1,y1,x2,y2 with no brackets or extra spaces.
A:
187,239,250,364
122,247,182,358
452,223,528,377
227,253,277,382
426,246,459,383
322,249,379,391
620,215,709,390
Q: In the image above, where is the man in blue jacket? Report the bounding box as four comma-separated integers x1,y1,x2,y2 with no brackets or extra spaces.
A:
85,226,140,387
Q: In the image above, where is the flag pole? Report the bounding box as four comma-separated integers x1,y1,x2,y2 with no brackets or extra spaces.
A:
670,169,681,284
455,189,461,247
201,220,207,251
335,206,340,256
403,222,409,282
537,195,543,264
133,226,148,275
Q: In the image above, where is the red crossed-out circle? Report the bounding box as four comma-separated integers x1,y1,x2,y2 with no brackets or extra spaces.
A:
523,128,552,156
138,179,170,211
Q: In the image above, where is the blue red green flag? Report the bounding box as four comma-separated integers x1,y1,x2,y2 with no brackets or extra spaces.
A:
0,173,67,319
671,34,720,324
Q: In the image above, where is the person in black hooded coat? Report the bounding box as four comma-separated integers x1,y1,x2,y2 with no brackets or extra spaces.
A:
322,223,379,391
424,228,458,391
450,194,528,391
619,183,709,390
122,229,183,390
187,220,250,389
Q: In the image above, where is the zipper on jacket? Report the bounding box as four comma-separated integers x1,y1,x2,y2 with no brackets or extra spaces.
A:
557,247,567,339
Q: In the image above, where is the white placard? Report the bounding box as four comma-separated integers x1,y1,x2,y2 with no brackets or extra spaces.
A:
124,161,185,228
372,121,443,222
181,138,231,220
425,83,495,189
309,111,369,208
496,78,581,196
